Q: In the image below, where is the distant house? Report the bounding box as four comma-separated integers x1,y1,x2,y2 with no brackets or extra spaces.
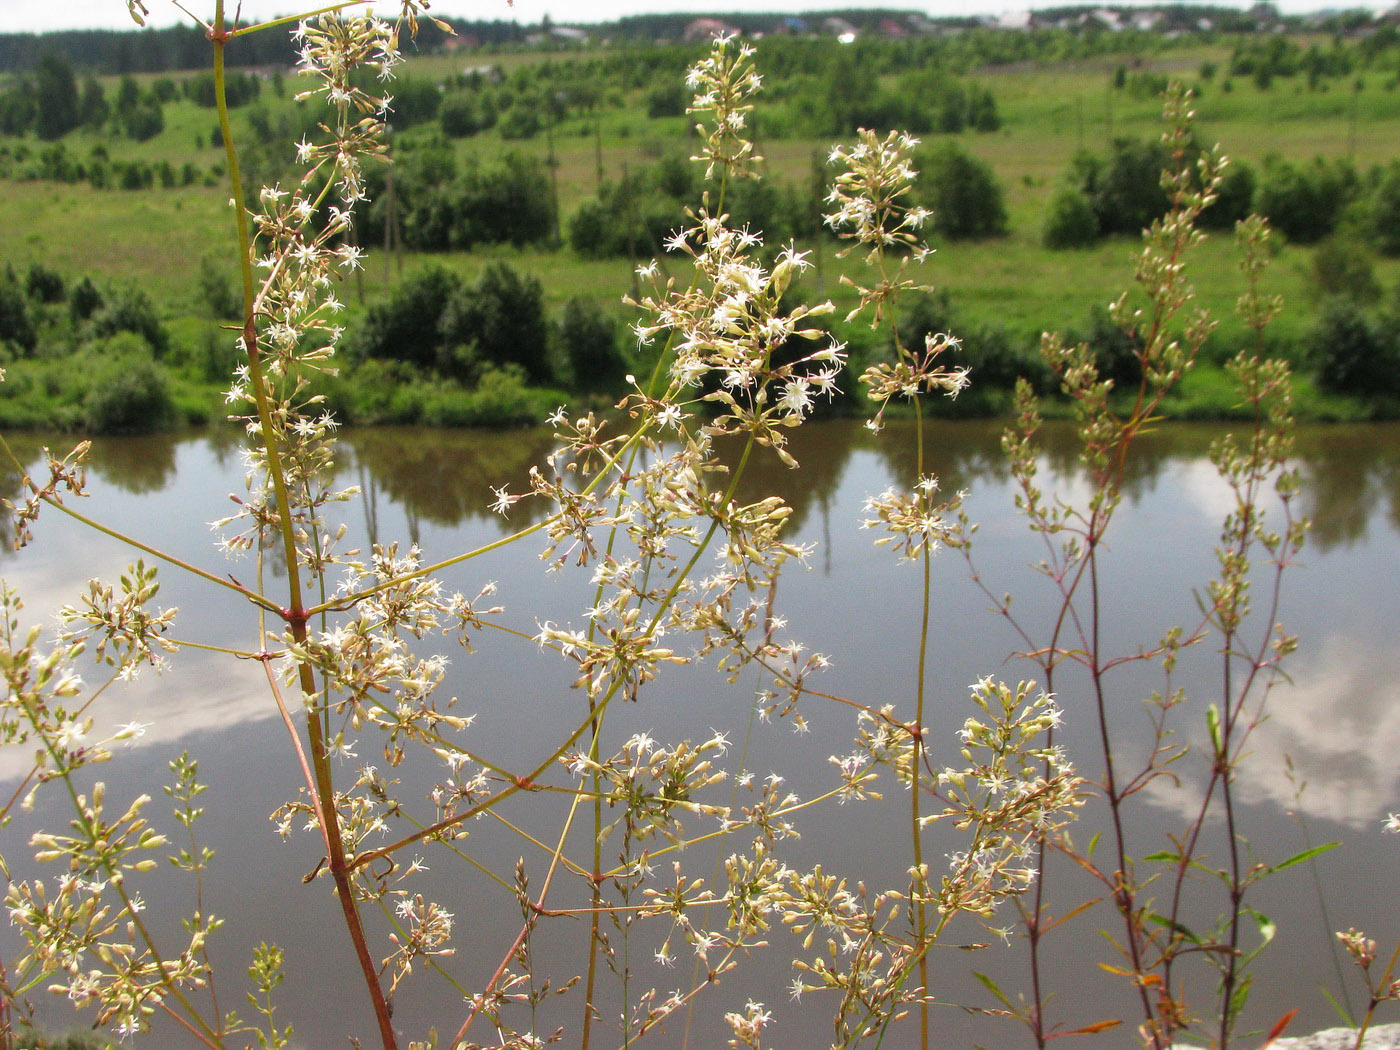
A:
993,10,1032,30
683,17,738,41
821,16,859,38
548,26,590,43
461,64,503,83
878,18,908,38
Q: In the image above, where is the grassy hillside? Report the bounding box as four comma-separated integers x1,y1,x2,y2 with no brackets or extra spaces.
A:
3,25,1400,428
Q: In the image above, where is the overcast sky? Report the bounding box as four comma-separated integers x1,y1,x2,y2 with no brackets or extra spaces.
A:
1,0,1381,35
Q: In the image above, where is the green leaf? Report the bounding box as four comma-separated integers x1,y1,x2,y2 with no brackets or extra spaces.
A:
1206,703,1222,752
1143,850,1182,864
1265,842,1339,876
1321,986,1356,1027
1145,911,1202,944
973,970,1014,1010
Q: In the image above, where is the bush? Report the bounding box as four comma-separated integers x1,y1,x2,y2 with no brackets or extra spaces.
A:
917,144,1007,241
441,262,552,384
1371,162,1400,257
558,297,625,391
439,91,485,137
80,335,175,433
645,79,687,118
25,263,66,304
419,364,555,427
1312,238,1381,303
1255,155,1356,244
1042,185,1099,249
497,103,540,140
87,287,169,357
121,101,164,143
1308,296,1400,397
69,276,104,323
197,257,242,319
1071,138,1172,236
350,265,459,371
389,77,442,129
1066,303,1144,391
1200,160,1256,230
0,266,37,355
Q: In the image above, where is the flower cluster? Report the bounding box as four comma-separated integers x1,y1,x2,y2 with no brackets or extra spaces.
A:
929,679,1079,919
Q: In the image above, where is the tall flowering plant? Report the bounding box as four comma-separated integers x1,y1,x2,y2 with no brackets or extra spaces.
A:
0,11,1312,1050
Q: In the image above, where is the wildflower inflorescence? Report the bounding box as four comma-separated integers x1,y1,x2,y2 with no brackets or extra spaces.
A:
0,18,1118,1050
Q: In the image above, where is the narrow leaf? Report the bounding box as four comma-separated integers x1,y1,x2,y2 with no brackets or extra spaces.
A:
1048,1019,1124,1038
1266,842,1339,876
1042,897,1103,935
1143,850,1182,864
1260,1007,1298,1048
973,971,1014,1010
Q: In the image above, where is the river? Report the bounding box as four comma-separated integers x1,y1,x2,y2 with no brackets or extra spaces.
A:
1,419,1397,1049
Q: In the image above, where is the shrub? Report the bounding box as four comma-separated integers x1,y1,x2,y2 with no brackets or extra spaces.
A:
1255,155,1356,244
440,262,552,384
557,296,625,391
86,286,170,357
917,143,1007,241
1042,185,1099,248
645,79,687,118
121,101,165,142
0,266,37,355
1312,238,1382,303
68,276,104,323
79,334,176,433
1071,138,1172,236
1371,161,1400,256
1200,160,1256,230
25,263,66,304
497,102,539,139
350,265,459,371
1308,295,1400,397
197,256,242,319
438,91,484,136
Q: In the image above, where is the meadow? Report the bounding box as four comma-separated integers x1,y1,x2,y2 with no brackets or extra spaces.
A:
3,11,1400,1050
4,19,1400,429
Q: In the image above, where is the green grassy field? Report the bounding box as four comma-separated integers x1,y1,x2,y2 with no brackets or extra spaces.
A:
3,30,1400,425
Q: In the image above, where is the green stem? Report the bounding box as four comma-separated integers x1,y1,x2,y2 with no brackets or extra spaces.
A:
213,3,395,1045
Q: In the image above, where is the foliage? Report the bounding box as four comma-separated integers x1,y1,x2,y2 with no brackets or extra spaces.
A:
0,22,1384,1050
1307,295,1400,398
1371,161,1400,257
360,144,555,251
556,295,625,392
349,264,457,372
33,52,80,141
440,261,552,384
1201,159,1257,231
916,143,1007,241
0,264,37,355
79,333,176,433
85,285,170,357
1254,154,1358,244
1068,137,1172,237
1041,184,1099,249
1312,238,1382,304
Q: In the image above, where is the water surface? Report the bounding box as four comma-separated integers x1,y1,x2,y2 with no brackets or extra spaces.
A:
2,420,1398,1049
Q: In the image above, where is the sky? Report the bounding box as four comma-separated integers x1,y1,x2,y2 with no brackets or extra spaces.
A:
0,0,1385,36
